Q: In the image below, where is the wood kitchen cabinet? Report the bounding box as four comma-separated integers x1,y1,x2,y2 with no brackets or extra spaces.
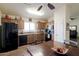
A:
37,21,48,30
35,33,45,43
1,18,18,24
27,34,36,44
27,33,45,44
18,19,24,29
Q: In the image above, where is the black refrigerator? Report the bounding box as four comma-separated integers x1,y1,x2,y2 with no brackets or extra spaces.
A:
1,23,18,51
0,25,3,51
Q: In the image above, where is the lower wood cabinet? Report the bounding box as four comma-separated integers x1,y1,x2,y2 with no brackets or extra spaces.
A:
27,34,36,44
27,33,45,44
19,33,45,45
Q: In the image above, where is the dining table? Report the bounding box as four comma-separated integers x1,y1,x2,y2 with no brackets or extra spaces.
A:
26,40,79,56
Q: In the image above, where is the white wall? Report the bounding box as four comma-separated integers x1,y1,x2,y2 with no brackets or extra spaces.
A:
66,4,79,38
67,17,79,37
65,5,71,42
54,5,66,43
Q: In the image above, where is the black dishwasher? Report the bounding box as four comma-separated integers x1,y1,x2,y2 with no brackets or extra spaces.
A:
19,35,27,46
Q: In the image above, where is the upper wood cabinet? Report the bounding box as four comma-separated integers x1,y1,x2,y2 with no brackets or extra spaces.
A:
1,14,19,24
37,21,48,30
18,19,24,29
1,18,18,24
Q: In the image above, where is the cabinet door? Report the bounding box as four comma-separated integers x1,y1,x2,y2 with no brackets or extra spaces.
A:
27,34,35,44
2,19,18,24
18,19,24,29
37,22,47,30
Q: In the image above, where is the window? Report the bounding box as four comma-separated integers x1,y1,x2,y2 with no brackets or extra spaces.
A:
24,22,36,32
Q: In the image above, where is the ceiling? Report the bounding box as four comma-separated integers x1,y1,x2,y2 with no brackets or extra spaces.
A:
67,3,79,17
0,3,64,19
0,3,79,19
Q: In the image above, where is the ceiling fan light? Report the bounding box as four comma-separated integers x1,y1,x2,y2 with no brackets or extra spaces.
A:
37,5,43,11
48,3,55,10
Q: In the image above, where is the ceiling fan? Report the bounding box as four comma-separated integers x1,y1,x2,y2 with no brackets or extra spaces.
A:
24,3,55,11
37,3,55,11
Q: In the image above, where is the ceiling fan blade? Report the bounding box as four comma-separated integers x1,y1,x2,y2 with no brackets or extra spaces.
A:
37,5,43,11
47,3,55,10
